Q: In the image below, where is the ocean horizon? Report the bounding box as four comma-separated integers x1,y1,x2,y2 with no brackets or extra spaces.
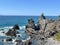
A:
0,16,58,27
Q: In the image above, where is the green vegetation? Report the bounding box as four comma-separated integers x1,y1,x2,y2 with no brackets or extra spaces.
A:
53,31,60,41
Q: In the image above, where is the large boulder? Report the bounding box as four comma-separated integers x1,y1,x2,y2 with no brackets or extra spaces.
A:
26,18,35,29
6,24,20,37
13,24,20,30
6,29,16,37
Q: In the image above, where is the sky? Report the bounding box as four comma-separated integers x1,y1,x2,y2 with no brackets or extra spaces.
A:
0,0,60,16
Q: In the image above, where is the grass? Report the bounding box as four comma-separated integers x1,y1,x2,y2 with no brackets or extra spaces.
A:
53,31,60,41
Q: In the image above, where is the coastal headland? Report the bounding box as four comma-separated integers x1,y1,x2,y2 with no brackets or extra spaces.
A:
0,14,60,45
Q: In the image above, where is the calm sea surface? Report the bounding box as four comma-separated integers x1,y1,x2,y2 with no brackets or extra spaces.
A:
0,16,58,27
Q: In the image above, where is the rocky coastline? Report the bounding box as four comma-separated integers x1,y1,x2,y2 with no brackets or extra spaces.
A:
25,14,60,45
0,14,60,45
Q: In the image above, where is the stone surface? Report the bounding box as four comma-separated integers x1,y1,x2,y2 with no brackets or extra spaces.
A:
6,29,16,37
25,14,60,45
13,24,20,30
26,18,35,29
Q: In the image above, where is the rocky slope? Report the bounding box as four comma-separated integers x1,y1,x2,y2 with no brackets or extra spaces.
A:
25,14,60,45
4,14,60,45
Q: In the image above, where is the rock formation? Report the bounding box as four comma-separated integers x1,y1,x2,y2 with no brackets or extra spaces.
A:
25,14,60,45
6,29,16,37
4,14,60,45
26,18,35,29
37,14,48,30
6,24,20,37
13,24,20,30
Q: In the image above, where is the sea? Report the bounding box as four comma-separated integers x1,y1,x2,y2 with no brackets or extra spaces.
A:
0,16,58,45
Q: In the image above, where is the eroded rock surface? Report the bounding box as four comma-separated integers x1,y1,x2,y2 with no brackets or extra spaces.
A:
25,14,60,45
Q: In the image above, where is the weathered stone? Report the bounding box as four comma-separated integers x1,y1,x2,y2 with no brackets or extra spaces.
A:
26,18,35,29
39,13,46,20
25,14,60,45
13,24,20,30
37,14,48,30
6,29,16,37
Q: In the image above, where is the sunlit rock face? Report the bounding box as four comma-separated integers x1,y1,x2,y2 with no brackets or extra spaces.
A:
26,18,35,29
25,14,60,45
37,14,48,30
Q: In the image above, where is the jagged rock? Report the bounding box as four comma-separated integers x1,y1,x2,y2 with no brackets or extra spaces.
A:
25,14,60,45
45,22,56,32
26,18,35,29
6,29,16,37
39,13,46,20
16,39,31,45
49,31,58,36
38,14,48,30
44,22,56,37
13,24,20,30
25,28,36,36
6,38,12,41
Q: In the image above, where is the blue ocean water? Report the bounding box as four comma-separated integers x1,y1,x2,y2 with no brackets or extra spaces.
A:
0,16,58,27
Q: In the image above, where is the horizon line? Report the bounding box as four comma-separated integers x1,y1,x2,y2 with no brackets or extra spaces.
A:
0,14,59,16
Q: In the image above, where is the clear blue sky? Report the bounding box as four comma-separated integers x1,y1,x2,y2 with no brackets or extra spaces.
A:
0,0,60,16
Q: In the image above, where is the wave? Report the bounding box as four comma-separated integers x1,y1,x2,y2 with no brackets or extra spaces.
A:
0,26,31,42
22,36,31,42
0,26,25,33
0,26,25,29
19,26,25,30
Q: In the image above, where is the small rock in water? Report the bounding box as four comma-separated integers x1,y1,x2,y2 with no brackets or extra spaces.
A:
13,24,20,30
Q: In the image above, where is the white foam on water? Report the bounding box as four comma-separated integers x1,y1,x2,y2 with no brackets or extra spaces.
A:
19,26,25,30
0,26,25,36
35,24,37,26
22,36,31,42
2,26,25,30
0,26,31,42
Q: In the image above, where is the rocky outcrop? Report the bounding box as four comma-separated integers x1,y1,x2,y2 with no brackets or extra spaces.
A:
26,18,35,29
4,14,60,45
37,14,48,30
25,14,60,45
13,24,20,30
6,29,16,37
16,39,31,45
38,13,46,20
6,24,20,37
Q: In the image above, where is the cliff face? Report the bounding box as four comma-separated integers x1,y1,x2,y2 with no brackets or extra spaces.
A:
25,14,60,45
